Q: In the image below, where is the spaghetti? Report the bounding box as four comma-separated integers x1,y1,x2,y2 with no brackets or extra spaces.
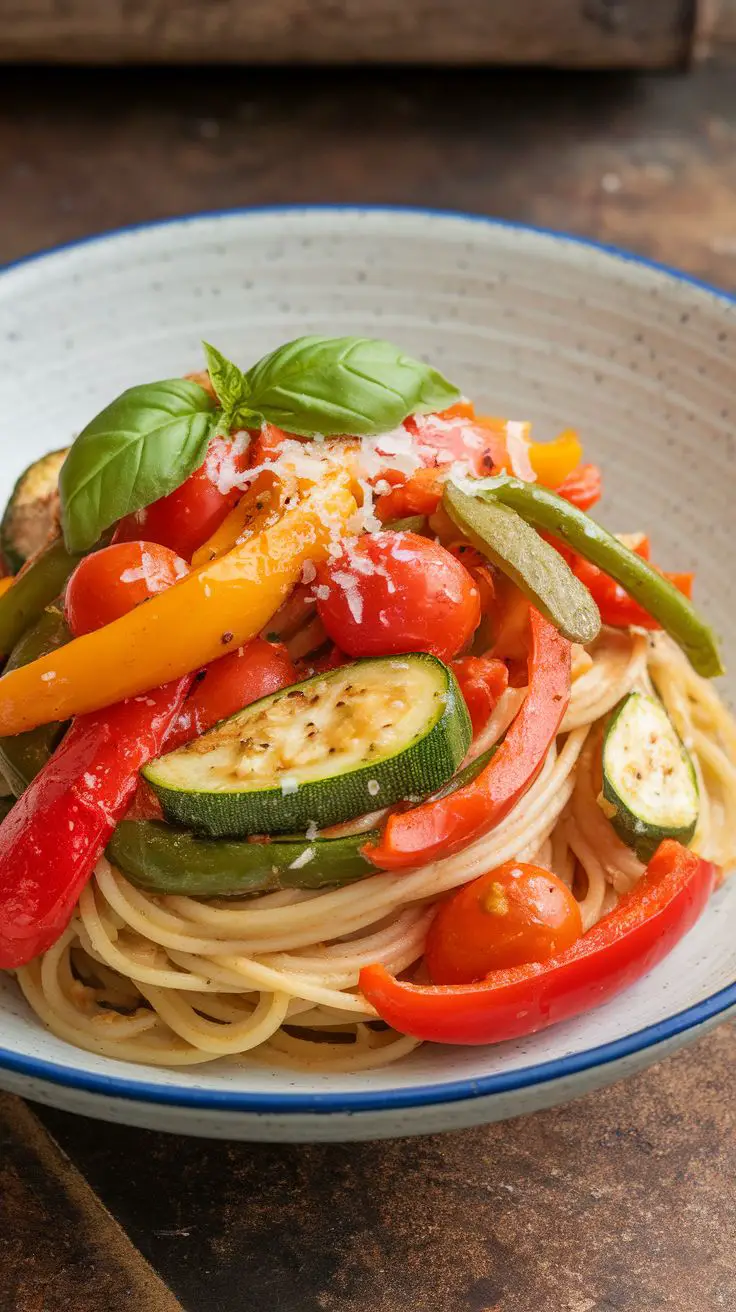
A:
16,628,736,1070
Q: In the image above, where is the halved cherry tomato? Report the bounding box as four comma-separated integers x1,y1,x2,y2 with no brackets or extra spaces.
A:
425,861,583,985
451,655,509,734
315,532,481,663
164,638,297,752
65,541,189,638
113,433,251,561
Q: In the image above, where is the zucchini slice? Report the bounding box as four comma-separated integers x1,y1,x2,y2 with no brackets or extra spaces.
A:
107,821,379,896
144,654,472,837
601,691,699,862
0,604,70,795
1,450,69,574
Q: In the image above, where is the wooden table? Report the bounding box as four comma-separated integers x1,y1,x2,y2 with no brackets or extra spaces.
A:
1,63,735,1312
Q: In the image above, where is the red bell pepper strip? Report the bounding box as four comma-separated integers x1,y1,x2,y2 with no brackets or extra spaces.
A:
0,676,191,968
561,535,694,631
555,462,602,511
364,609,571,870
451,655,509,735
360,840,717,1044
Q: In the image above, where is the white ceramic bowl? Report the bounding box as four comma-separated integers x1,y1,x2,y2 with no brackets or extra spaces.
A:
0,208,734,1142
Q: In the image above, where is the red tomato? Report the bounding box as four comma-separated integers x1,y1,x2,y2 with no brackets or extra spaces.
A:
315,532,481,663
425,861,583,985
65,541,188,638
113,434,251,561
163,638,296,751
451,656,509,734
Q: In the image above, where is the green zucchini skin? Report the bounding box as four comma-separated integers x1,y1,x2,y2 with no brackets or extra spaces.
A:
0,449,69,574
107,821,380,896
0,537,80,659
0,604,70,795
144,654,472,838
444,481,600,646
602,691,699,863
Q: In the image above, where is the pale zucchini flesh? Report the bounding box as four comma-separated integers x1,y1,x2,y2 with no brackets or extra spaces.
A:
144,654,472,837
601,691,699,862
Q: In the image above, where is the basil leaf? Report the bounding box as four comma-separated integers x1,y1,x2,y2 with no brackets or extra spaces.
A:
243,336,460,437
202,342,259,431
59,379,217,553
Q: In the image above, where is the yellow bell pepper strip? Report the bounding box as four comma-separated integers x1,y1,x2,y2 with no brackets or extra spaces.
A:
0,473,356,737
191,471,285,567
528,429,583,488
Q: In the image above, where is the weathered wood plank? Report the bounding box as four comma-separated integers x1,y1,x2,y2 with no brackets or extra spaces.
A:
0,0,711,67
0,1095,183,1312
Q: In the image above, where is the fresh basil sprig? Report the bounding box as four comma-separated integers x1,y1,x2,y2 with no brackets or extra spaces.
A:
59,379,216,553
204,336,460,437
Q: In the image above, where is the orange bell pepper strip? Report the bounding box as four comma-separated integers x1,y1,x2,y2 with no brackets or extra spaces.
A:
0,578,14,600
0,473,356,736
364,609,571,870
191,471,285,567
527,429,583,488
359,841,717,1045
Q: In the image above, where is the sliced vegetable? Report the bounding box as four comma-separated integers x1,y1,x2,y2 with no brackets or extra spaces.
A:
112,431,252,563
366,609,570,869
527,430,582,488
144,654,472,838
0,674,191,969
1,449,69,573
0,473,356,737
359,841,716,1044
0,536,80,659
315,532,481,664
163,638,296,753
443,481,600,646
64,541,189,637
107,821,379,896
425,861,582,984
465,475,723,678
555,462,602,511
451,655,509,734
602,691,699,862
0,605,70,796
383,515,429,535
570,549,694,631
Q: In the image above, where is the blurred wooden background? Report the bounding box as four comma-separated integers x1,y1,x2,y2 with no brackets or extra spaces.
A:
1,0,735,66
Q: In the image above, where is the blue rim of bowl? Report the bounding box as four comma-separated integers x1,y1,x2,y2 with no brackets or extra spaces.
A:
0,204,734,1117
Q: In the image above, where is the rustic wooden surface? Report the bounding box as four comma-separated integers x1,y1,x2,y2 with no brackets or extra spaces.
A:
0,1095,182,1312
0,63,735,1312
2,0,731,68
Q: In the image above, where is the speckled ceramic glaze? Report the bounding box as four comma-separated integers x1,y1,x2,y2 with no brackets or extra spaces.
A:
0,209,734,1141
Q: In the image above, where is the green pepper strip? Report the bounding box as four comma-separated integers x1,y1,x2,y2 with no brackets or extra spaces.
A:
0,538,79,659
461,475,723,678
0,605,70,795
107,821,381,897
444,482,600,646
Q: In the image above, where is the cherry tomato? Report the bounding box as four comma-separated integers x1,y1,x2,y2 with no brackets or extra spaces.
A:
451,656,509,734
113,433,251,561
315,532,481,663
65,541,189,638
425,861,583,985
163,638,296,752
